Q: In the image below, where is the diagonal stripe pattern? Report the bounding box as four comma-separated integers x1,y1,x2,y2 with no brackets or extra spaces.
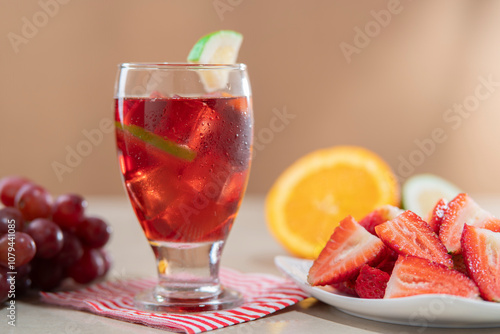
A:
40,267,309,333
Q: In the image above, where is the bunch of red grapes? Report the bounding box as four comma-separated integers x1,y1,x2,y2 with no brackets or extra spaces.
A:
0,176,112,304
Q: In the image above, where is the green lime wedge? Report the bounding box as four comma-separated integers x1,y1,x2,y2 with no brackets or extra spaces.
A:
116,122,196,162
187,30,243,92
188,30,243,63
402,174,462,218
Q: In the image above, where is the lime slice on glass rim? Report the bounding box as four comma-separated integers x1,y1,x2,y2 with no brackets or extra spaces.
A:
187,30,243,92
402,174,462,218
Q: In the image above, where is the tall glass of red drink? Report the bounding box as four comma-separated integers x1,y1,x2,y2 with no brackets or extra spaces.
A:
114,63,253,312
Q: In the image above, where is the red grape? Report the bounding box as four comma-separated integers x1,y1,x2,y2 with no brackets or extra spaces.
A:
0,207,25,234
12,274,32,296
0,176,113,293
7,263,31,296
98,248,112,277
0,266,9,303
10,262,31,279
30,258,63,291
25,219,64,259
53,231,83,268
0,232,36,267
0,176,32,207
77,217,112,249
52,194,87,230
67,248,105,284
15,184,53,221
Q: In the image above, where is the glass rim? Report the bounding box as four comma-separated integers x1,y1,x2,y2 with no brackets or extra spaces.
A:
119,62,247,70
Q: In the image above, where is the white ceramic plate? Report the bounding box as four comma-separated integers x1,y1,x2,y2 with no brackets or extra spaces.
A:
275,255,500,328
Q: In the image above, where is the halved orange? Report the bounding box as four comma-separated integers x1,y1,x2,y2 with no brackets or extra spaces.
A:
266,146,400,259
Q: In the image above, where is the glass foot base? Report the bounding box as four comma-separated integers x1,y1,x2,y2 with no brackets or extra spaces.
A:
134,286,244,313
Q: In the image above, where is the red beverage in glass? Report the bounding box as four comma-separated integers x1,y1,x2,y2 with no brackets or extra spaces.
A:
115,96,252,243
116,63,252,312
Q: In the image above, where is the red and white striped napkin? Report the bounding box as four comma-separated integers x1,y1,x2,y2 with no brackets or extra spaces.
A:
40,268,309,333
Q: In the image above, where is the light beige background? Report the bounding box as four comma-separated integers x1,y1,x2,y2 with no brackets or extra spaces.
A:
1,0,500,196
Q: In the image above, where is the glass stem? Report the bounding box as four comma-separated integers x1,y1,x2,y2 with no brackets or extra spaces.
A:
150,240,225,300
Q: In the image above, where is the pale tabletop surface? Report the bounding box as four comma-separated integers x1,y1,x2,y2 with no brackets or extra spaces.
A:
3,194,500,334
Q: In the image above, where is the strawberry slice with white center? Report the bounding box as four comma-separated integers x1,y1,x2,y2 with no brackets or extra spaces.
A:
461,225,500,302
307,216,387,286
375,210,453,267
358,205,404,235
439,193,500,254
384,255,480,299
427,198,448,235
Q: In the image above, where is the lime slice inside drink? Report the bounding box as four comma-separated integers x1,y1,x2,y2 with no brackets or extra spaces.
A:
115,122,196,162
187,30,243,92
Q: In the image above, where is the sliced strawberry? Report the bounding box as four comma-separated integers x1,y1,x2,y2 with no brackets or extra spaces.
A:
461,225,500,302
355,265,390,299
375,248,398,274
384,255,480,299
330,278,358,297
427,198,448,234
358,205,404,235
451,253,468,275
307,216,387,286
375,211,453,267
439,193,500,254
